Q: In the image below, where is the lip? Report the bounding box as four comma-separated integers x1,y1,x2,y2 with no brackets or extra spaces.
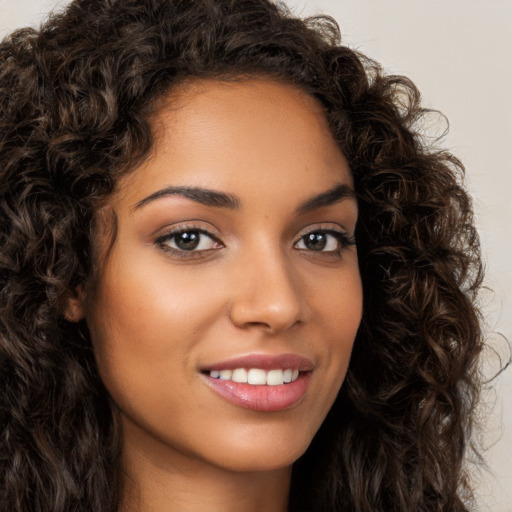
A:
200,353,314,412
200,353,314,372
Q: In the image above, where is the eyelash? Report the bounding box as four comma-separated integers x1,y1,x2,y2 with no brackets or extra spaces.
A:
154,225,223,259
294,228,355,257
154,225,355,259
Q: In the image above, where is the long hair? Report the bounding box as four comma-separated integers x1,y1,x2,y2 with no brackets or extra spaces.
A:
0,0,483,510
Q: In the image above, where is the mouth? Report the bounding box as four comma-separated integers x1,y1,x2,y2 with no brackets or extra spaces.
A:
200,353,313,412
206,367,300,385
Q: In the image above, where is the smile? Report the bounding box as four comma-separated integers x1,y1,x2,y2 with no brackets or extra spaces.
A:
209,368,300,385
201,354,313,412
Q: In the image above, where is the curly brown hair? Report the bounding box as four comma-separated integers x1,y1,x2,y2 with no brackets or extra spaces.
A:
0,0,483,511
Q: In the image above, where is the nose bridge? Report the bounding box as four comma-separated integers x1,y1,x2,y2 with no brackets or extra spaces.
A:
229,238,307,332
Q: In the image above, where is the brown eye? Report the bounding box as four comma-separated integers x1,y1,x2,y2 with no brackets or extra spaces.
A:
156,229,221,253
302,232,328,251
174,231,201,250
295,230,347,252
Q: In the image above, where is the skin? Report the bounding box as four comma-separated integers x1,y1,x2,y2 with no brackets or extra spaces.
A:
70,78,363,512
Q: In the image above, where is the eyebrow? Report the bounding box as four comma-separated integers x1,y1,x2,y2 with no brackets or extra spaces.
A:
133,183,355,212
295,183,356,214
134,186,241,210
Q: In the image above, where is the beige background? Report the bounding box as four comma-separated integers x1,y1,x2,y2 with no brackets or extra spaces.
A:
1,0,510,510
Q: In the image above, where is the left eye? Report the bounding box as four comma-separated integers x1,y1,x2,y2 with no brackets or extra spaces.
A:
295,231,345,252
157,229,220,252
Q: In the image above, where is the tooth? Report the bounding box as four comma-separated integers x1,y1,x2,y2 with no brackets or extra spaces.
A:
292,369,299,381
247,368,266,385
219,370,232,380
232,368,248,383
210,370,220,379
283,369,293,383
266,369,284,386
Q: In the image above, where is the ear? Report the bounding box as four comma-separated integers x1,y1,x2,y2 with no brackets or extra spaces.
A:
63,285,86,322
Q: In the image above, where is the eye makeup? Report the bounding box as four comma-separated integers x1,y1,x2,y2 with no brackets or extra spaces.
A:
153,220,355,263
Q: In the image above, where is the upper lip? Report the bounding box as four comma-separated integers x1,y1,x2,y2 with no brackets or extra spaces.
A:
200,353,315,372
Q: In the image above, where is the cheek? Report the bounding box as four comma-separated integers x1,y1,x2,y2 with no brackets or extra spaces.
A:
89,251,224,347
85,265,217,453
85,248,239,419
317,264,362,396
310,258,363,341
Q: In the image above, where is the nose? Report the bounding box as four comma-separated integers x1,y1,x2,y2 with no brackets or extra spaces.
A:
228,246,311,333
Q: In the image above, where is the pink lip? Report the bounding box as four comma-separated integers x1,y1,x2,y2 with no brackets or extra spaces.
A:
200,353,314,412
201,353,314,372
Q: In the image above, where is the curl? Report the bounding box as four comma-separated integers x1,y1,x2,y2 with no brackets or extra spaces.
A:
1,1,483,510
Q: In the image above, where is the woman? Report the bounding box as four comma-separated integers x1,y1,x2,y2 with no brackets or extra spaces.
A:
0,0,483,511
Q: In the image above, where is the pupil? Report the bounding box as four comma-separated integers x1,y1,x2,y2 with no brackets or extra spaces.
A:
305,232,326,250
176,231,200,250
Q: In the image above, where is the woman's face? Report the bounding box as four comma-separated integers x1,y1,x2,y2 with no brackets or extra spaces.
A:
81,79,362,474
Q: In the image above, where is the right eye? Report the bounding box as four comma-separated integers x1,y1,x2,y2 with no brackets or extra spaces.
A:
155,228,223,255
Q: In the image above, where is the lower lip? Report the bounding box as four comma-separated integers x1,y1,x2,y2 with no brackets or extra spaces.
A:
202,372,311,412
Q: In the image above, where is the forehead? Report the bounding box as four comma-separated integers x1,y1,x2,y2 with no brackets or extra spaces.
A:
115,78,351,210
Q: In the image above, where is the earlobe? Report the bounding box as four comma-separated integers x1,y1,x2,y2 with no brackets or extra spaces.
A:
63,285,86,322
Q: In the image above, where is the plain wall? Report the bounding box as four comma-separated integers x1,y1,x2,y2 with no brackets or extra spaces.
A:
1,0,511,510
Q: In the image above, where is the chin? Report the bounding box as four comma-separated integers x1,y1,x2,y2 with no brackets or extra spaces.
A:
203,427,315,473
